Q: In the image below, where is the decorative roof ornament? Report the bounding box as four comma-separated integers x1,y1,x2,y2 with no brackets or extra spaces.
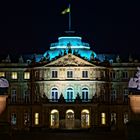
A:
90,52,95,61
129,54,133,62
5,55,11,63
18,55,24,63
116,55,121,63
67,42,72,53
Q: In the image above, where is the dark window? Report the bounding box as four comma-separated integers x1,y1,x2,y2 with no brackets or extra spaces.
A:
52,71,58,78
67,71,73,78
122,71,128,79
82,71,88,78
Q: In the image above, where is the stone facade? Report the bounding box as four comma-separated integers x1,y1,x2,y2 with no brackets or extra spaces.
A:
0,36,139,131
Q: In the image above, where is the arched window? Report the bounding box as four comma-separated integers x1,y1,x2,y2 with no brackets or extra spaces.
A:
66,109,74,128
50,109,59,128
82,88,88,101
81,109,90,128
51,88,58,102
66,88,74,102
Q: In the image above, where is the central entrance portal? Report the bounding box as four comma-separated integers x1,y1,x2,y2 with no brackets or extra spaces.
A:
65,109,74,129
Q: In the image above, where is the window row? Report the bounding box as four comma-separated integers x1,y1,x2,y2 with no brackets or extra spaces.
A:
51,87,89,102
10,88,129,103
110,71,130,80
11,89,30,103
101,112,129,125
11,111,129,128
51,70,89,78
0,72,30,80
110,89,129,102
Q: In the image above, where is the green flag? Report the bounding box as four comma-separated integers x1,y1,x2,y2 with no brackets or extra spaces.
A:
61,7,70,14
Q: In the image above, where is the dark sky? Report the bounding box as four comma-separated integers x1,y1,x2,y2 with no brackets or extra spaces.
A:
3,0,140,56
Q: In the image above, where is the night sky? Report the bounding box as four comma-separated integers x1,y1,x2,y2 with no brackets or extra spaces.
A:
3,0,140,56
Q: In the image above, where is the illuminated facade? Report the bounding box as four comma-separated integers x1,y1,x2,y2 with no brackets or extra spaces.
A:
0,35,140,130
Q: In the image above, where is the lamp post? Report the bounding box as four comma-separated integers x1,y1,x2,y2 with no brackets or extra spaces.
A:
0,77,9,135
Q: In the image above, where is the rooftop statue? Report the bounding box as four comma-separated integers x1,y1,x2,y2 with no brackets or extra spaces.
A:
0,78,9,115
0,78,9,88
128,67,140,90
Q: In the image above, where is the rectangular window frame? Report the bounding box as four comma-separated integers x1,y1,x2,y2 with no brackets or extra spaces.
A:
123,89,128,103
11,89,16,103
110,71,116,80
82,71,88,78
11,72,18,80
110,89,117,102
101,113,106,125
35,113,39,125
52,70,58,78
11,113,17,125
0,72,5,77
111,112,117,124
122,71,128,79
24,72,30,80
124,112,129,124
67,70,73,78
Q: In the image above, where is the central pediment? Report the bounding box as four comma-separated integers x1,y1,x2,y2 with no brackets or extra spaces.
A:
45,53,95,66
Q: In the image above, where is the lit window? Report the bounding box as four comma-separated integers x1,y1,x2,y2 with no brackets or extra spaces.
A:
11,72,17,79
52,71,58,78
122,71,128,79
82,71,88,78
11,113,16,125
0,72,5,77
67,71,73,78
24,72,30,79
50,109,59,128
66,109,74,128
81,109,90,128
101,113,106,125
124,112,129,124
111,113,116,124
35,113,39,125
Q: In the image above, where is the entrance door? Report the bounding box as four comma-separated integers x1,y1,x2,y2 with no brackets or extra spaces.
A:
65,109,74,129
81,109,90,128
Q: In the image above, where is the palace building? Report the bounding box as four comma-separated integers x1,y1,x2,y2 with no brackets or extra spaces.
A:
0,34,140,131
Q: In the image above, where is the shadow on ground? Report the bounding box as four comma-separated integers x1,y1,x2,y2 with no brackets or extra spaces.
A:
1,130,127,140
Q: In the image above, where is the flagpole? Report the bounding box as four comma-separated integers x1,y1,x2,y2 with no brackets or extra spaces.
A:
68,4,71,31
